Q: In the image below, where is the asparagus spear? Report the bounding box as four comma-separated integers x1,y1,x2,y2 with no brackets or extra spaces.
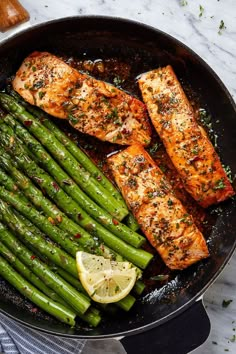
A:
0,93,127,220
0,255,76,326
133,280,146,296
0,239,68,306
0,168,21,197
0,130,152,269
8,90,139,231
0,150,119,259
0,199,79,277
0,113,145,248
0,222,90,315
0,186,82,257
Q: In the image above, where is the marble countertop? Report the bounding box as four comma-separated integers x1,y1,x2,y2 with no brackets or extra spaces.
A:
0,0,235,353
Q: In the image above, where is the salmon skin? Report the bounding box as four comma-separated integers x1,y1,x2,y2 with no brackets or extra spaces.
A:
138,65,234,208
108,144,209,270
13,51,151,146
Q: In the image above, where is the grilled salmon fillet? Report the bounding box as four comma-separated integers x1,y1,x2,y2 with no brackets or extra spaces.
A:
138,65,234,207
108,144,209,270
12,51,151,146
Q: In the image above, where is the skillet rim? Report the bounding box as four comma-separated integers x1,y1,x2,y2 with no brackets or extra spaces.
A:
0,15,235,339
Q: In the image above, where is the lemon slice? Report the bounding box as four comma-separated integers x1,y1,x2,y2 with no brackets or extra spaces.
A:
76,251,137,303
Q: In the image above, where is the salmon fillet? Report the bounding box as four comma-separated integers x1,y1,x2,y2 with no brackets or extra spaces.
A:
12,51,151,146
108,144,209,270
138,65,234,207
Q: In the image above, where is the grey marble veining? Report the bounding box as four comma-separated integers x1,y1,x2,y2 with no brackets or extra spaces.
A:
0,0,236,353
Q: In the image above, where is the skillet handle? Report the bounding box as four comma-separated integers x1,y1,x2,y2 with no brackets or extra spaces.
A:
120,300,210,354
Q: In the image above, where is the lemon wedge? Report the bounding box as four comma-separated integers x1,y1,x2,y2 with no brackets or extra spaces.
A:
76,251,137,303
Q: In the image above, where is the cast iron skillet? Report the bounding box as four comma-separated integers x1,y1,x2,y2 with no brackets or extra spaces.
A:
0,16,236,354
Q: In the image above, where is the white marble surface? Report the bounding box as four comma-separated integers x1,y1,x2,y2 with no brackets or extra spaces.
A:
0,0,236,353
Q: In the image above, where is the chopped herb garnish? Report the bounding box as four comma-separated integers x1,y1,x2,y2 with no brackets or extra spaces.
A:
218,20,226,35
167,199,173,206
101,96,109,105
222,299,233,308
198,109,216,145
32,66,36,72
192,147,198,155
38,91,45,99
128,178,137,187
214,178,225,190
68,114,78,125
199,5,204,18
113,76,124,87
180,0,188,6
33,80,44,89
150,274,169,281
223,165,233,183
106,107,119,121
149,142,160,155
230,334,236,342
115,285,120,293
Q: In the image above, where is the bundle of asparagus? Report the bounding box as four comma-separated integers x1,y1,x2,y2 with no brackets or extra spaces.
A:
0,93,152,327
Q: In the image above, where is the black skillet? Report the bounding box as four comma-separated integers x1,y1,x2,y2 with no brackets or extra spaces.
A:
0,16,236,354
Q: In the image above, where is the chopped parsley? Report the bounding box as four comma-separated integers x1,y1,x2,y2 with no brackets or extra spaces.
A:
222,299,233,308
191,147,199,155
180,0,188,6
115,285,120,293
199,5,204,18
149,142,160,155
33,80,44,89
128,178,137,187
198,108,219,146
106,107,119,121
223,165,233,183
218,20,226,35
68,114,78,125
38,91,45,99
214,178,225,190
113,76,124,87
